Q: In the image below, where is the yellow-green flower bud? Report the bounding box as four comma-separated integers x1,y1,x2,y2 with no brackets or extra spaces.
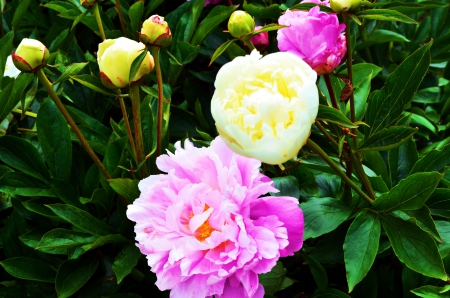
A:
330,0,353,12
12,38,49,73
350,0,362,11
227,11,255,39
139,15,172,47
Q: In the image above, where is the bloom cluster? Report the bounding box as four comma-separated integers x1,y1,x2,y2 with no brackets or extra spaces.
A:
127,137,304,298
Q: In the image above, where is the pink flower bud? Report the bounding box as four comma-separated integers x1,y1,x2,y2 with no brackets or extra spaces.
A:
140,15,172,48
12,38,49,73
80,0,96,8
250,26,269,52
277,7,346,75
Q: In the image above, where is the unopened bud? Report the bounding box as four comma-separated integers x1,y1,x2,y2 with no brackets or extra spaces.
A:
330,0,352,12
12,38,49,73
140,15,172,47
250,26,269,52
228,11,255,39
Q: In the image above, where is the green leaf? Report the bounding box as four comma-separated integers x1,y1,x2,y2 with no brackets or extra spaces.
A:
70,75,116,96
379,214,446,280
0,257,56,283
103,137,127,177
270,176,300,199
356,9,417,24
388,139,418,186
243,0,281,18
394,206,441,242
312,288,351,297
365,41,432,136
427,189,450,219
81,234,128,251
129,49,148,83
173,41,200,65
46,204,116,236
191,5,239,45
112,244,142,284
0,73,34,122
36,229,98,250
108,178,140,203
290,3,333,12
357,126,417,152
12,0,32,29
53,62,88,84
259,262,287,295
0,31,14,87
36,99,72,182
19,227,67,255
129,1,144,36
209,39,237,66
22,199,64,221
56,258,99,298
344,210,380,292
144,0,164,16
355,29,410,50
301,197,352,240
411,286,450,298
372,172,442,212
71,8,90,31
303,253,328,290
0,172,55,197
246,23,288,36
317,105,358,128
410,144,450,175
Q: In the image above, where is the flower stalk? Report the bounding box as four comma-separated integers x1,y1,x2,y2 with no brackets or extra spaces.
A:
306,138,374,204
118,90,137,159
36,68,111,181
324,74,339,110
150,47,164,162
115,0,128,37
130,84,148,177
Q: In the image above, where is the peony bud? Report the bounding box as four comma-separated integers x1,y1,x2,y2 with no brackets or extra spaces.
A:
97,37,154,89
330,0,353,12
227,11,255,39
80,0,97,8
139,15,172,47
12,39,49,73
250,26,269,52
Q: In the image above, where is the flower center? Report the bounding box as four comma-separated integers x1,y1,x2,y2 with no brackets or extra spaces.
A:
190,205,215,242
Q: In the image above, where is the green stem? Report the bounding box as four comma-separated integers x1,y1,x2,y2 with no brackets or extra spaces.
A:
343,13,357,151
118,92,137,159
351,153,377,201
243,38,256,51
36,69,111,181
93,2,106,41
130,85,147,177
324,74,339,110
151,47,164,163
306,139,374,204
114,0,128,37
315,120,338,148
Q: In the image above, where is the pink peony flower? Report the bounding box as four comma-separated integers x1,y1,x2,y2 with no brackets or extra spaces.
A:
277,6,346,75
127,136,304,298
250,26,269,52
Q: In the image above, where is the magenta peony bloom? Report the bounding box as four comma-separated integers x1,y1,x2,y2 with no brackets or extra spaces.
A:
250,26,269,52
127,137,304,298
277,6,346,75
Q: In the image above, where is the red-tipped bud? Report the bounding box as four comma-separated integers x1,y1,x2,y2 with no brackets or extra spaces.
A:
12,38,49,73
140,15,172,47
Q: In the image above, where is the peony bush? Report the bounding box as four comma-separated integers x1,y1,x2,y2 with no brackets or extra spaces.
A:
1,0,450,297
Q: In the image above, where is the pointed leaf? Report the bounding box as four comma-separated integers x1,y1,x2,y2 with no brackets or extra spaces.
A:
53,62,88,84
129,49,148,83
344,210,380,292
0,257,56,283
410,144,450,174
112,244,142,284
56,258,99,298
357,126,417,152
356,9,417,24
380,214,446,280
317,105,358,128
388,139,418,186
209,39,236,66
372,172,442,212
301,197,352,240
36,229,98,250
108,178,140,203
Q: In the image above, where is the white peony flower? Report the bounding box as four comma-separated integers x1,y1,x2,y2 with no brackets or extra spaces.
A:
211,50,319,164
4,55,21,78
97,37,154,89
